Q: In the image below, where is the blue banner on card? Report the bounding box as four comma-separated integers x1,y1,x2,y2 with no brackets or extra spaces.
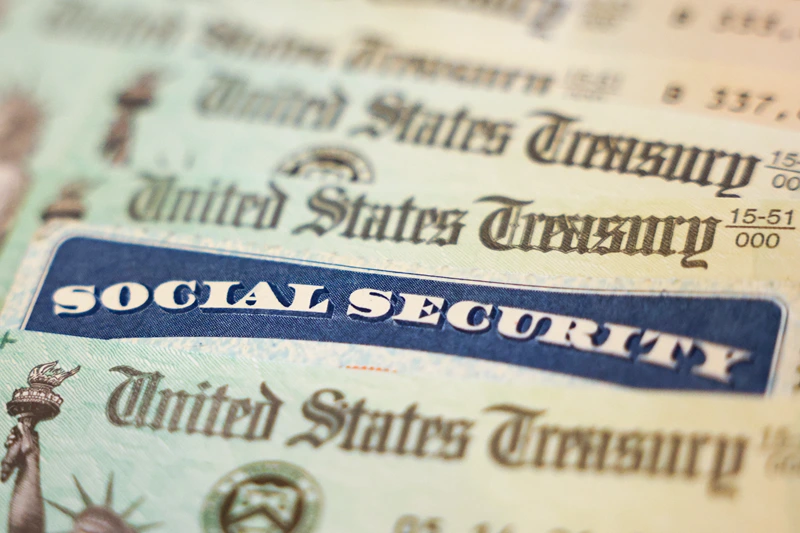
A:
23,237,784,393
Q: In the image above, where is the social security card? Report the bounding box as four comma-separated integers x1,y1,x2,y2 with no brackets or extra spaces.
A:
2,225,797,395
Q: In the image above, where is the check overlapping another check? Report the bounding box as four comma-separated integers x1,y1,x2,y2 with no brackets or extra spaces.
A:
0,0,799,531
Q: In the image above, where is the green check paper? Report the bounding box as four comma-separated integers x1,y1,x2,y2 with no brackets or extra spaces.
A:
3,0,800,306
0,331,798,532
1,0,800,531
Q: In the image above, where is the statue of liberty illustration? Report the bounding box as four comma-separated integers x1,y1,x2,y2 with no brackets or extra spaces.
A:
1,361,158,532
101,73,158,166
0,91,43,243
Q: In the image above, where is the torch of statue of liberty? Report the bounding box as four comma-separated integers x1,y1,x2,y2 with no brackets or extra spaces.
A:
2,362,155,533
2,361,79,533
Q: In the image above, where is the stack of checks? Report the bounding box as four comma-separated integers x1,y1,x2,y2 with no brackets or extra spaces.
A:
0,0,797,531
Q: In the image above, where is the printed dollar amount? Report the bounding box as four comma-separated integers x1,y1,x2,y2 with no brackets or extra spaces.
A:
661,84,800,128
712,6,800,41
670,3,800,43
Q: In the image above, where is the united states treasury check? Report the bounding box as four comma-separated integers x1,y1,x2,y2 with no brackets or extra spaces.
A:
5,0,800,131
284,0,800,72
217,0,800,128
4,0,800,301
2,225,799,395
3,26,800,298
0,331,798,532
4,178,800,298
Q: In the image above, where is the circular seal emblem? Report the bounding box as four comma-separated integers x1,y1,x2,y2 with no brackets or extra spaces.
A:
275,146,374,184
202,461,322,533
